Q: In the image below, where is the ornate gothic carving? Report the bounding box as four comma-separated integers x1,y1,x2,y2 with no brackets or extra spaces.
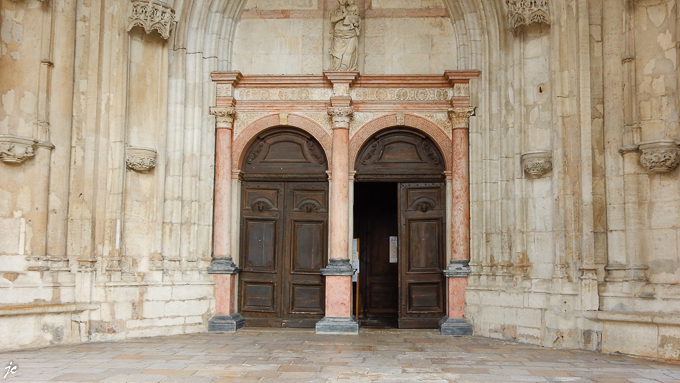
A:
298,202,321,213
307,141,325,164
251,200,273,212
329,0,360,71
639,141,680,173
507,0,550,33
415,201,435,213
126,146,157,172
127,0,176,40
328,107,354,129
0,135,39,164
521,150,553,177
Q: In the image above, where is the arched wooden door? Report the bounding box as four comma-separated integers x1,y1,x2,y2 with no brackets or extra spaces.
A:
239,128,329,328
354,128,446,328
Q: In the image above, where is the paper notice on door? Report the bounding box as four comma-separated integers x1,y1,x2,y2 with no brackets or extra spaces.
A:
389,236,398,263
352,259,360,282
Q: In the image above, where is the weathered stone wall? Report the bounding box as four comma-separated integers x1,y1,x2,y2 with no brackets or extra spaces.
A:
0,0,679,361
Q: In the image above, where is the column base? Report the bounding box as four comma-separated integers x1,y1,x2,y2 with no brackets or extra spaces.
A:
208,313,245,333
315,316,359,335
438,316,473,336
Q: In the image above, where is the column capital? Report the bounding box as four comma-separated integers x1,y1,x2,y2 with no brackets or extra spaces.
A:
448,107,476,130
210,107,237,128
328,107,354,129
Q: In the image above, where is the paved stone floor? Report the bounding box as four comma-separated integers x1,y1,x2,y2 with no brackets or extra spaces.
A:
1,329,679,383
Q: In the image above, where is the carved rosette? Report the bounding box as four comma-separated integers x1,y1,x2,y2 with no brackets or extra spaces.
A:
126,146,158,173
521,150,553,177
328,107,354,129
638,141,680,173
0,135,40,164
127,0,176,40
507,0,550,33
448,107,476,130
210,107,237,128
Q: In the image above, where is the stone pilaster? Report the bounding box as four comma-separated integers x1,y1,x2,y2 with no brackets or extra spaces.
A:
316,105,358,335
208,106,244,332
440,107,475,336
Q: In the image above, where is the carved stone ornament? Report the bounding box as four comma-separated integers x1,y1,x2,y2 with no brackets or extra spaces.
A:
639,140,680,173
126,146,158,172
507,0,550,33
0,135,52,164
210,107,237,127
521,150,553,177
127,0,176,40
328,107,355,129
329,0,360,71
448,107,476,129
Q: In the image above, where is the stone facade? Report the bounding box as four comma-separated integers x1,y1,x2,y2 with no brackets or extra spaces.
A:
1,0,680,361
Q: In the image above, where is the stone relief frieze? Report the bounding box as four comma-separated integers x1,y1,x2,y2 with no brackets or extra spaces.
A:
349,112,378,138
233,112,271,139
507,0,550,33
351,88,453,102
127,0,176,40
126,146,158,173
638,141,680,173
234,88,332,101
415,113,452,137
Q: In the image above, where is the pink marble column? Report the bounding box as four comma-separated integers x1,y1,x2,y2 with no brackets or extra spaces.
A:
440,107,475,336
208,107,244,332
316,106,358,334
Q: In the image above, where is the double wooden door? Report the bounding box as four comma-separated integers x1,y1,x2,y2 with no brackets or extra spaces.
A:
239,181,328,327
356,182,446,328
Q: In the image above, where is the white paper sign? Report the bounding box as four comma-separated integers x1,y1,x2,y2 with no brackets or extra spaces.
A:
352,259,360,282
389,236,398,263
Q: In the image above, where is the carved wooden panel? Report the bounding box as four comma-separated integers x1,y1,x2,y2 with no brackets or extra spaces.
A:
242,128,328,181
355,129,445,182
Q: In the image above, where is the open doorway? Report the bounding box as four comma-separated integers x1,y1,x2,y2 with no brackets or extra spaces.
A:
353,182,399,327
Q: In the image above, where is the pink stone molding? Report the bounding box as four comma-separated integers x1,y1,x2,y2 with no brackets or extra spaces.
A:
447,278,468,319
349,113,453,171
214,274,238,315
325,276,352,317
232,113,333,170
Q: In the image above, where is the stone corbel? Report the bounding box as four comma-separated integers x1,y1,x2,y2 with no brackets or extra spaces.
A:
126,146,157,172
638,140,680,173
507,0,551,34
127,0,176,40
0,135,54,164
521,150,553,177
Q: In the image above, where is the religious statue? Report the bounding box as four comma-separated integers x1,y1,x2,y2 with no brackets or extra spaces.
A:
329,0,360,71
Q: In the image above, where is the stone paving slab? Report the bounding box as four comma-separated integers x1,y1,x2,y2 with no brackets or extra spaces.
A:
0,329,679,382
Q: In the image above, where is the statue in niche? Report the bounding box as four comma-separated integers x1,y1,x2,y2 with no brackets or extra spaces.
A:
329,0,360,71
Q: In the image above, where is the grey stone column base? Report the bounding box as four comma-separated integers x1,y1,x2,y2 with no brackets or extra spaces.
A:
439,316,473,336
315,316,359,335
208,314,245,332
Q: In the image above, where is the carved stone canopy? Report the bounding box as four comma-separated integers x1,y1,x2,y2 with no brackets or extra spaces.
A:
521,150,553,177
638,140,680,173
507,0,550,33
126,146,158,172
127,0,176,40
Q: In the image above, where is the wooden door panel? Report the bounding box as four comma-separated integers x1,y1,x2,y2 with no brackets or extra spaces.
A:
291,221,325,273
290,283,325,314
240,281,277,313
243,220,278,272
407,220,442,272
399,183,446,328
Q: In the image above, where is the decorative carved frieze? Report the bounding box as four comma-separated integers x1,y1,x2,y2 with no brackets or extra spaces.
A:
127,0,176,40
521,150,553,177
448,107,476,130
638,140,680,173
126,146,157,173
0,135,53,164
351,88,454,102
507,0,550,33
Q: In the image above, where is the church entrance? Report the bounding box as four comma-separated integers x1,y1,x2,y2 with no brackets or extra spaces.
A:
353,129,447,329
238,128,329,328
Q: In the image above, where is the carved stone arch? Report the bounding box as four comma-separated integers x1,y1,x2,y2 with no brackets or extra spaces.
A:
233,114,332,171
349,113,452,172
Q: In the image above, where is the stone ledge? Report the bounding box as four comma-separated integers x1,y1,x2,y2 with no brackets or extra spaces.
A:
583,310,680,326
0,303,99,317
